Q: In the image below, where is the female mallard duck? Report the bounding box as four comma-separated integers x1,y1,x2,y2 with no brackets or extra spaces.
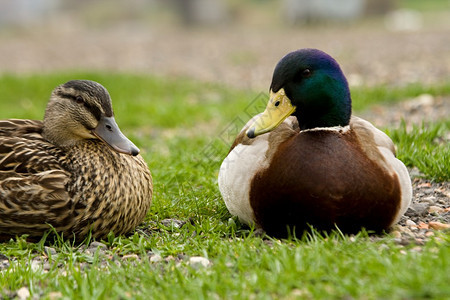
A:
0,80,152,240
219,49,412,237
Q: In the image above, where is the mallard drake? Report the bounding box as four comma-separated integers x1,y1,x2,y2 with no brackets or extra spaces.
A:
218,49,412,237
0,80,152,240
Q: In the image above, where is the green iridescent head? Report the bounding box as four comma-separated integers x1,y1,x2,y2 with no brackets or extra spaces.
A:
247,49,352,138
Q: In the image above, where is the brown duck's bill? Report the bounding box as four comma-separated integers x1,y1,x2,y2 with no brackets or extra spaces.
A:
92,116,140,156
246,88,296,138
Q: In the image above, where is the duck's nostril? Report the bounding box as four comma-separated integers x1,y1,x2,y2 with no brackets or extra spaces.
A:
106,125,112,131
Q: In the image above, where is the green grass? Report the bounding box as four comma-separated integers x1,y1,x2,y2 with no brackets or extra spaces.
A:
399,0,450,12
2,231,450,299
0,73,449,299
351,83,450,112
387,121,450,181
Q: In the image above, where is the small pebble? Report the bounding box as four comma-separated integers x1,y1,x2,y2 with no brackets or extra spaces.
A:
253,228,266,237
437,199,448,205
422,196,436,204
411,246,423,252
150,254,162,263
397,225,408,233
48,291,63,300
160,219,186,229
391,231,402,238
30,260,41,272
406,203,429,217
189,256,211,269
87,241,107,254
406,220,417,227
44,246,57,256
165,255,175,262
0,260,10,270
16,287,30,300
417,222,429,229
89,241,107,249
177,254,189,261
289,288,312,298
122,254,140,261
378,244,389,251
428,206,445,214
429,221,450,230
43,262,52,271
417,183,432,188
422,188,434,195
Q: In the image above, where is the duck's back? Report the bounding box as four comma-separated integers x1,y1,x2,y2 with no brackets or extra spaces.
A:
0,119,73,238
0,120,67,176
250,125,403,236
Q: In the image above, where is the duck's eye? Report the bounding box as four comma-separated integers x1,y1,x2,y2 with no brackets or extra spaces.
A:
75,96,84,104
302,69,312,77
274,101,280,107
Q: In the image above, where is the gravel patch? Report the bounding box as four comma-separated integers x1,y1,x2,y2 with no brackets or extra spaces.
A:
188,256,211,269
393,177,450,245
360,94,450,129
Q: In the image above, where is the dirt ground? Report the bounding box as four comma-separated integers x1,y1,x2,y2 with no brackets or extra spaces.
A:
0,21,449,90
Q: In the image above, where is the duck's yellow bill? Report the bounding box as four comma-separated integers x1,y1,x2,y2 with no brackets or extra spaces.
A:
246,88,296,138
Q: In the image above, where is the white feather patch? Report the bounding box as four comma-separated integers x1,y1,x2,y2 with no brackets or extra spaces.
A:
378,147,412,224
301,125,350,133
218,135,270,225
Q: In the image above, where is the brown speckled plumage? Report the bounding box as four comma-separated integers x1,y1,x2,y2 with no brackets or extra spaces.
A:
0,80,152,240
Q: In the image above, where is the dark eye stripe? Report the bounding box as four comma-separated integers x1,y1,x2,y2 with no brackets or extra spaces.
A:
57,92,102,121
88,104,102,121
81,101,102,121
56,91,77,101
